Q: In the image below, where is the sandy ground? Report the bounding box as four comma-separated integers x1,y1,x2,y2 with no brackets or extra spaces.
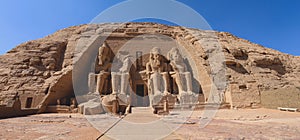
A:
173,109,300,140
0,114,100,140
0,108,299,140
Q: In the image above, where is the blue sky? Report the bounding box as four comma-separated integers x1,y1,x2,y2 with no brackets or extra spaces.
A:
0,0,299,56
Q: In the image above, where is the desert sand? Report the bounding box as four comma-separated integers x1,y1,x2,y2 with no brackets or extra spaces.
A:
1,108,299,140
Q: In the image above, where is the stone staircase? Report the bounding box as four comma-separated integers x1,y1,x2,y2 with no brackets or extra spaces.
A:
131,107,153,113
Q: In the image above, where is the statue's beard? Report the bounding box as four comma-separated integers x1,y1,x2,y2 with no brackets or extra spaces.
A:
98,60,104,66
151,59,160,68
98,57,106,66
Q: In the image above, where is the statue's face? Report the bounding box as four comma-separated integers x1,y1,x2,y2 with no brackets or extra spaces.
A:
172,50,183,63
98,47,108,66
151,53,161,67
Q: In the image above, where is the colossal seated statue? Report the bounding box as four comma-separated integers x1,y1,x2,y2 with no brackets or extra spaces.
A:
111,51,131,101
88,41,112,95
168,48,196,104
103,51,132,114
142,47,170,106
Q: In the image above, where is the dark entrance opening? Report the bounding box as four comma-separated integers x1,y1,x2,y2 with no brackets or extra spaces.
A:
136,84,144,97
136,84,149,107
25,97,33,108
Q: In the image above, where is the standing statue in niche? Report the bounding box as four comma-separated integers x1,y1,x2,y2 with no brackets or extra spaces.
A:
168,48,197,104
88,41,112,95
144,47,170,106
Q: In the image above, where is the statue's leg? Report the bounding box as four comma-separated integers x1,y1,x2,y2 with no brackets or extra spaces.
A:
111,72,120,95
88,73,96,93
161,72,170,95
185,72,193,93
120,73,129,95
175,73,185,96
96,73,107,95
151,72,162,95
148,78,153,107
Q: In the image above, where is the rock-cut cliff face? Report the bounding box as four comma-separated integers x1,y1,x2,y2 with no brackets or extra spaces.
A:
0,23,299,113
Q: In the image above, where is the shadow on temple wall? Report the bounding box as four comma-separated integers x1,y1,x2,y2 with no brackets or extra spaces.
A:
184,58,203,94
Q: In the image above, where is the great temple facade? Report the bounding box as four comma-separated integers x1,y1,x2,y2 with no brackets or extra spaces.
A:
76,32,206,115
85,40,200,114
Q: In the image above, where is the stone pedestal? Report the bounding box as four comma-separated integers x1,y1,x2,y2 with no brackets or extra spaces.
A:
78,99,104,115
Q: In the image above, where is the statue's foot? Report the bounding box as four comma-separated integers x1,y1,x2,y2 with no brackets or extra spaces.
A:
164,91,170,96
179,91,188,96
93,91,100,95
119,92,127,95
87,92,101,97
112,92,118,95
109,94,117,100
88,92,98,96
179,93,198,105
187,91,196,95
154,91,163,96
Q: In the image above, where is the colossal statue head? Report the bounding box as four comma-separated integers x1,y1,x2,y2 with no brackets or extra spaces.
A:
168,48,184,64
117,51,132,73
98,41,111,66
149,47,162,68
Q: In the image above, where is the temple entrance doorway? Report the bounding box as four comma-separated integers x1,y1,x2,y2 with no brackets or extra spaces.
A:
135,84,149,107
25,97,33,108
